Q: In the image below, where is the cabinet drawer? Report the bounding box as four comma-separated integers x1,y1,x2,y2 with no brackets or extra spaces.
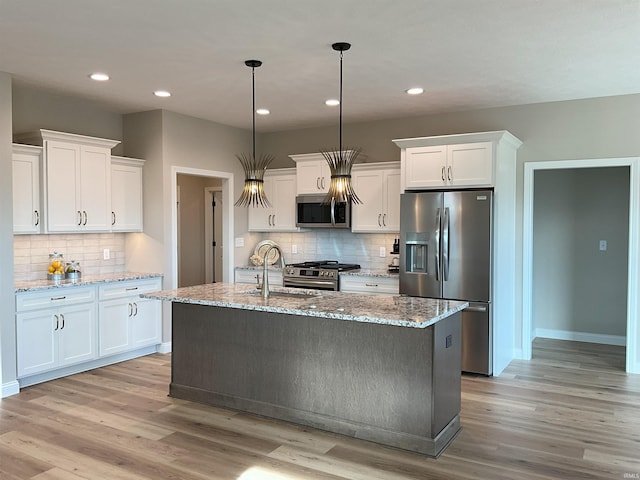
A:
235,269,283,286
98,278,162,301
340,275,399,295
16,286,96,312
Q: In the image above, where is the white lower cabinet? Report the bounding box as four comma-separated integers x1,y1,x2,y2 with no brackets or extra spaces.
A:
15,277,162,385
340,275,399,295
235,268,283,287
98,278,162,356
16,287,97,377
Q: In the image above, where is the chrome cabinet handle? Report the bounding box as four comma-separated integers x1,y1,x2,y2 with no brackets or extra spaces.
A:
82,211,87,225
317,177,321,189
77,210,82,225
321,177,326,189
54,314,59,331
382,213,387,227
330,197,336,226
447,166,452,182
34,210,40,226
125,287,138,291
272,214,276,226
441,166,446,182
378,214,382,227
60,314,65,330
365,283,379,287
50,296,66,301
112,211,116,226
128,303,133,317
133,302,138,316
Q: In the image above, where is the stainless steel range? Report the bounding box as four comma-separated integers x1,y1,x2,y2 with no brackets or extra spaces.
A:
283,260,360,291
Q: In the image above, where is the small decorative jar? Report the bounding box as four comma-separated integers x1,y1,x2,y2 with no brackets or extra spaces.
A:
65,260,81,281
47,252,65,281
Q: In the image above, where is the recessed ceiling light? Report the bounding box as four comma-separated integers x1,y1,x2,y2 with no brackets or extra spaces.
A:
325,99,340,106
154,90,171,98
256,108,270,115
89,72,110,81
406,87,424,95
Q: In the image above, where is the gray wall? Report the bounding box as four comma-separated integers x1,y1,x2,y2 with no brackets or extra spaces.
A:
12,84,124,155
1,72,16,390
533,167,629,337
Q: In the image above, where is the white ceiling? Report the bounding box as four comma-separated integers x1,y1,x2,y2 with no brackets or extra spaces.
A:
2,0,639,133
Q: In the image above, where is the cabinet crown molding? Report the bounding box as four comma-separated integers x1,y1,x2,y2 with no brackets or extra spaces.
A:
392,130,522,150
15,129,121,150
111,155,146,167
12,143,43,155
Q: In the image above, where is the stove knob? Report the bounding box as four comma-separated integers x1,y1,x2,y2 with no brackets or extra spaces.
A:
320,271,325,276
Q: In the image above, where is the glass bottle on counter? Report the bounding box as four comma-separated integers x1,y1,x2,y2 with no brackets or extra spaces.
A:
47,252,65,280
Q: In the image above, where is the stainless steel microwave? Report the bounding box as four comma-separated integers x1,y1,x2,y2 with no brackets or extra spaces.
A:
295,194,351,228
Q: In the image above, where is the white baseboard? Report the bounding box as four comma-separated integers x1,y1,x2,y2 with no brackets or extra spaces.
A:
158,342,172,354
534,328,626,346
1,380,20,398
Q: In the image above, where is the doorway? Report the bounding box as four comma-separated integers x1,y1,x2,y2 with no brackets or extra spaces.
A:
523,157,640,374
171,166,234,289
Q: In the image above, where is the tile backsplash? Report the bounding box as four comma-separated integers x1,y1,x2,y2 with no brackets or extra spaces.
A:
14,233,127,282
255,231,400,271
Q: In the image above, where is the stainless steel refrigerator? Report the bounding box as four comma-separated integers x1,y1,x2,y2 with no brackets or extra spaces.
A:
399,190,493,375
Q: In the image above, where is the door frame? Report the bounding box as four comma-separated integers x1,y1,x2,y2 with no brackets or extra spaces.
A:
522,157,640,373
171,166,234,287
204,187,223,283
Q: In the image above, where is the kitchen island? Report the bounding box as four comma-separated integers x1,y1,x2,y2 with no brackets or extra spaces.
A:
143,283,467,456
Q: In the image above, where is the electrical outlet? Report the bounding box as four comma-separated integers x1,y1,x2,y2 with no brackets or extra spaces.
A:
235,237,245,247
291,244,298,254
379,247,386,258
103,248,110,260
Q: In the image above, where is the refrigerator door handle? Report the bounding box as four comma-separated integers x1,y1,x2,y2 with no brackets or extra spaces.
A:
435,207,441,281
443,207,450,281
465,305,488,313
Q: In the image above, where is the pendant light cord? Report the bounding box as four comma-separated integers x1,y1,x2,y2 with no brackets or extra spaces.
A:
339,49,343,156
252,65,256,161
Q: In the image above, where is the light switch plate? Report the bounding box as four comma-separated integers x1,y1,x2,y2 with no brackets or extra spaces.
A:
103,248,110,260
235,237,245,248
291,244,298,254
379,247,386,257
599,240,607,251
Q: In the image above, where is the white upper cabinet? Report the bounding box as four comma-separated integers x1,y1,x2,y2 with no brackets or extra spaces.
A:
111,156,144,232
394,132,522,192
403,142,493,189
248,168,300,232
351,162,401,232
12,144,43,234
290,153,332,194
16,130,121,233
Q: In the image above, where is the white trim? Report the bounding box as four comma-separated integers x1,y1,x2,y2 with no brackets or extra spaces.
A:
157,342,172,354
1,380,20,398
171,166,234,288
535,328,626,347
522,157,639,374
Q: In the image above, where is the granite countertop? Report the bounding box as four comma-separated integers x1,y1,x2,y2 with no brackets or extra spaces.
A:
142,282,467,329
15,272,163,293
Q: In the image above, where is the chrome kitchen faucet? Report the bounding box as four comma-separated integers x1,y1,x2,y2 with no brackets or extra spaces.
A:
262,245,286,299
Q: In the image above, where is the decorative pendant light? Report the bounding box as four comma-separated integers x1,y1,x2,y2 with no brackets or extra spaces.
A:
321,42,362,205
235,59,274,208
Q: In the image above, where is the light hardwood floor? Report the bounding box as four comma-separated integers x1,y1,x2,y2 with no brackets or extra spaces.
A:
1,338,639,479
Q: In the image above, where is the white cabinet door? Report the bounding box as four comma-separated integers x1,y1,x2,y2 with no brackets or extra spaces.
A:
58,303,96,366
404,145,448,189
296,160,330,194
12,145,42,234
351,164,400,233
111,160,143,232
448,142,493,187
79,145,111,231
98,299,131,356
131,297,162,349
16,310,57,377
271,174,297,231
403,142,494,190
46,140,82,232
248,170,299,232
352,170,384,231
383,169,401,232
340,275,399,295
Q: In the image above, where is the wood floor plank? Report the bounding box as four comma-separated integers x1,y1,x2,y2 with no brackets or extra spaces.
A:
1,338,638,480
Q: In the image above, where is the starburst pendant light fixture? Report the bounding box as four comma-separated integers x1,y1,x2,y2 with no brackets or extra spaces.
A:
234,60,274,208
321,42,362,205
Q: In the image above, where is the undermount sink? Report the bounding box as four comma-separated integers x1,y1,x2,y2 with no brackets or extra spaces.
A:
244,288,322,300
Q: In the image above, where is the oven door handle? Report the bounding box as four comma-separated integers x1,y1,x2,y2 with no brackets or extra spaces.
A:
283,278,337,290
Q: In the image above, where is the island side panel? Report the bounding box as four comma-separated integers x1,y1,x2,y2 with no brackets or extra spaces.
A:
171,303,445,445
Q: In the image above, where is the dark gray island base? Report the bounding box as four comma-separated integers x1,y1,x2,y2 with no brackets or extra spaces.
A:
166,289,464,457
